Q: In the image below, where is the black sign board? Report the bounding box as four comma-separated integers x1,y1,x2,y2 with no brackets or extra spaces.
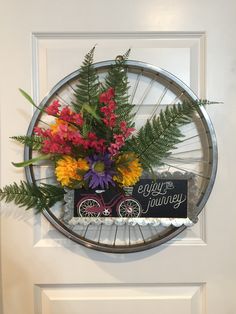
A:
132,179,187,218
73,178,188,218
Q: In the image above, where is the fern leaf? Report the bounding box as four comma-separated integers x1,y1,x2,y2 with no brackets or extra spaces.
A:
129,100,204,171
73,47,100,113
0,181,65,212
104,50,135,127
11,135,43,150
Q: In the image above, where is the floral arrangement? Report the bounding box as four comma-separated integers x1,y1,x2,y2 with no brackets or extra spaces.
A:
0,48,210,212
35,87,141,189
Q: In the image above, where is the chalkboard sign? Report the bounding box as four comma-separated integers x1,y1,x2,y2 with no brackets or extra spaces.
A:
74,179,188,218
132,179,187,218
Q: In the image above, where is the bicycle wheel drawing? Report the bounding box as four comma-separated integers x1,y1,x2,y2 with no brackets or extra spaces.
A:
77,198,101,218
24,60,217,253
117,198,142,218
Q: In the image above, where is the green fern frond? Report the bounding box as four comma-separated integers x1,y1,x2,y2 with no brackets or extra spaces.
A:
0,181,65,212
73,47,100,113
129,100,204,171
104,50,135,127
11,135,43,150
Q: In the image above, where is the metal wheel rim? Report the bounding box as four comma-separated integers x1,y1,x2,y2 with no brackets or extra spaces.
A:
24,60,218,253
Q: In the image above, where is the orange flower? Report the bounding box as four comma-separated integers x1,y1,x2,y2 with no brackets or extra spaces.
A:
50,118,76,135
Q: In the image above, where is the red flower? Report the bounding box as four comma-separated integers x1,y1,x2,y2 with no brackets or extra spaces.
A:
108,143,119,156
41,139,72,154
108,100,116,111
73,113,83,126
99,88,115,104
100,89,117,129
114,134,124,146
63,145,72,154
100,106,110,115
45,100,60,115
106,87,115,99
89,138,106,153
60,106,72,122
102,113,117,128
120,121,127,132
109,114,117,127
34,127,52,138
120,121,135,138
108,134,126,156
88,132,97,140
34,126,44,136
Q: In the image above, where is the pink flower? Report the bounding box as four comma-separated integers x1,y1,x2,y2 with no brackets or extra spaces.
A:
89,139,106,153
50,143,61,153
88,132,97,140
99,93,109,104
108,134,126,156
108,100,116,111
41,135,73,154
125,127,135,138
34,126,44,136
120,121,127,132
34,127,52,138
60,106,72,122
100,106,110,115
100,89,117,129
73,113,83,126
120,121,135,138
109,114,117,127
106,87,115,99
102,113,117,128
45,100,60,115
42,140,62,154
63,145,72,154
99,88,115,104
108,143,120,156
68,132,82,145
114,134,124,146
58,123,69,134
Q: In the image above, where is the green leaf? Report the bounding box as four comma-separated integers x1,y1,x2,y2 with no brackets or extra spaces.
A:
12,154,51,168
19,88,41,110
11,135,43,150
73,47,100,113
0,181,65,212
82,103,100,121
129,100,207,172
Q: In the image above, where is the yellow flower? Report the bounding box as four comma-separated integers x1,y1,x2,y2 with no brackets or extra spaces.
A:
113,152,143,187
55,156,89,187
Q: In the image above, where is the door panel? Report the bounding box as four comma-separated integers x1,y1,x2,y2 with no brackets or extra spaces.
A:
35,284,204,314
34,32,206,248
1,1,236,313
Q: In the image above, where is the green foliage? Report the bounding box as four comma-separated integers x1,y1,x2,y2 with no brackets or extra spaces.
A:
19,88,39,109
12,154,51,168
0,181,65,212
129,100,204,171
73,47,100,113
104,50,135,127
11,135,43,150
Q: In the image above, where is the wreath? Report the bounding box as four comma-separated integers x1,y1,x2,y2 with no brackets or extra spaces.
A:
0,47,212,212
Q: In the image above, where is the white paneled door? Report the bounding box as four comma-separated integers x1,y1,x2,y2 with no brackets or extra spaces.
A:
1,1,236,313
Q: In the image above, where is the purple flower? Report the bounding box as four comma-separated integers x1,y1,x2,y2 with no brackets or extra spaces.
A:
84,154,116,189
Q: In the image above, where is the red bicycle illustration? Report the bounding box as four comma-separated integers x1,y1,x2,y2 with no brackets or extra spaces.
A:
77,190,142,218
